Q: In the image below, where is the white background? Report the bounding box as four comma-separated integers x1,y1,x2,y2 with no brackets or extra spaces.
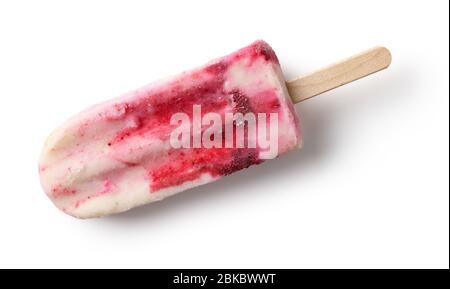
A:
0,0,448,269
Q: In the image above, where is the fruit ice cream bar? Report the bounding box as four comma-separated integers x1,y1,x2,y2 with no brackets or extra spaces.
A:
39,41,301,218
39,40,391,218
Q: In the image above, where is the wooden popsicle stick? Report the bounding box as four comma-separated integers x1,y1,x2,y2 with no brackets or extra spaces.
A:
286,46,392,103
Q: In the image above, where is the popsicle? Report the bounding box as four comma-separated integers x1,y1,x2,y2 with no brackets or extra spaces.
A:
39,40,391,218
